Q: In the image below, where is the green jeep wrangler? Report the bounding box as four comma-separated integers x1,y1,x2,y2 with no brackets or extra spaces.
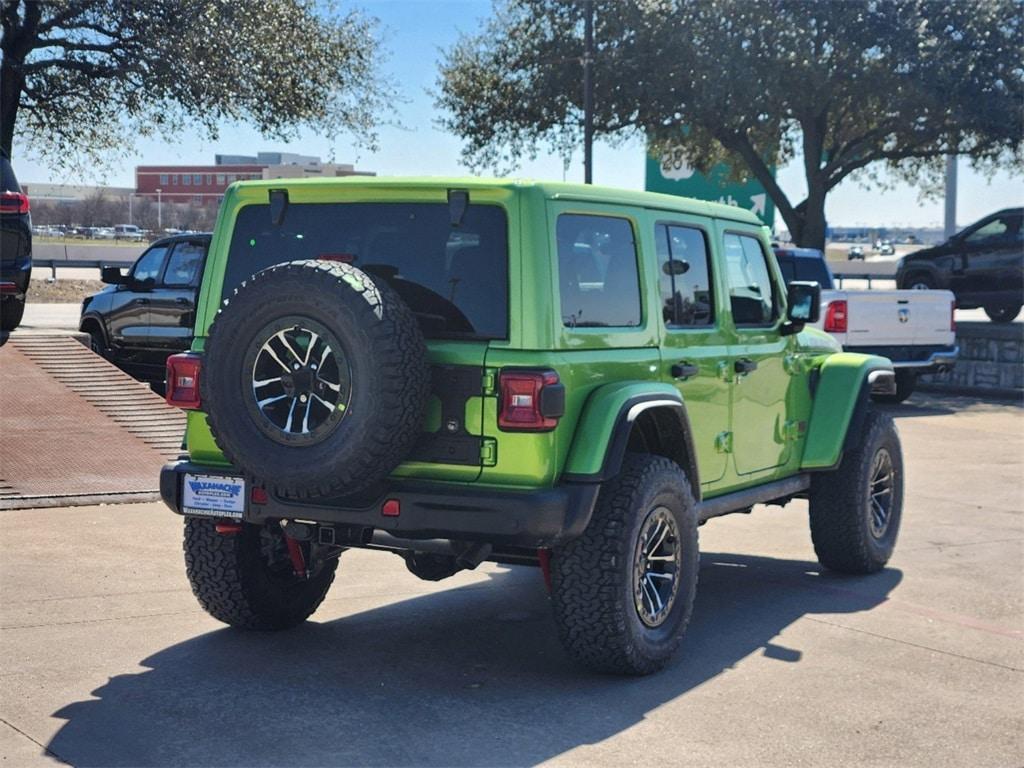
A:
160,178,903,675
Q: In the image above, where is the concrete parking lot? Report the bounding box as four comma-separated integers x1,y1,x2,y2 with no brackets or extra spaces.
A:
1,394,1022,767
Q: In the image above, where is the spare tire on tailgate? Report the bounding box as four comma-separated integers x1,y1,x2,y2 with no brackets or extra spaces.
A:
201,259,430,499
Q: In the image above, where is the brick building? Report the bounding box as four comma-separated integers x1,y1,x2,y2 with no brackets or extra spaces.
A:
135,153,374,206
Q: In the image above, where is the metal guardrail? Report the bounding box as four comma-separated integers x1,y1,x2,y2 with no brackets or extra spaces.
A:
35,259,115,280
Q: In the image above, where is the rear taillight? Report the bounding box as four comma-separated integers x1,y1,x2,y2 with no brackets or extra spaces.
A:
0,191,29,215
950,299,956,332
498,369,565,432
166,353,202,409
824,300,848,333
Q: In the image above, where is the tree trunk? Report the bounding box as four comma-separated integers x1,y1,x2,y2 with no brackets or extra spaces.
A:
0,59,23,157
794,186,827,250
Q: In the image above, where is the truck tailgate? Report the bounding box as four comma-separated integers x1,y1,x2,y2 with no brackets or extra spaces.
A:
835,289,955,346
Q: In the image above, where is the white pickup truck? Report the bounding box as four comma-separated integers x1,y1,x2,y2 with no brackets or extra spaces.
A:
774,248,958,403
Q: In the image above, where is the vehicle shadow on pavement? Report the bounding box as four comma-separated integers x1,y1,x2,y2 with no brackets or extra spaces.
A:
46,552,901,767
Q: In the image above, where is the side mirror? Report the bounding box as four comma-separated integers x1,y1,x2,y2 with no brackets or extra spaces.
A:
100,266,127,285
662,259,690,277
781,281,820,336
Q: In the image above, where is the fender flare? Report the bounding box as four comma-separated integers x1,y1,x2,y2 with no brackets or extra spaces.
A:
802,352,894,471
562,382,701,500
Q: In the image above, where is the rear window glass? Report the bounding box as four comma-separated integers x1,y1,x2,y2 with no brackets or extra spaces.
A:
794,257,833,288
224,202,509,339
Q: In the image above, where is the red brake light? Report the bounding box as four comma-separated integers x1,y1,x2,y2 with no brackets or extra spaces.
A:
0,191,29,215
166,353,202,409
498,369,564,432
824,300,848,333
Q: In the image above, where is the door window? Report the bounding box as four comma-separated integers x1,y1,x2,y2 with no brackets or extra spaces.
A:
722,233,777,326
131,246,168,283
557,214,641,328
964,213,1022,245
655,224,713,327
162,242,206,286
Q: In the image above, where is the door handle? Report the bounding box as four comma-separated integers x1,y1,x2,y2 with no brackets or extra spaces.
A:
734,358,758,375
670,362,700,380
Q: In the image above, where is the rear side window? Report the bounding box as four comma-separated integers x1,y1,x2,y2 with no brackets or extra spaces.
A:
655,223,713,327
163,242,206,287
723,233,777,326
557,214,641,328
224,202,509,339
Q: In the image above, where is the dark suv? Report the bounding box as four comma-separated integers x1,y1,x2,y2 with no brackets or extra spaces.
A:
896,208,1024,322
80,233,210,383
1,151,32,333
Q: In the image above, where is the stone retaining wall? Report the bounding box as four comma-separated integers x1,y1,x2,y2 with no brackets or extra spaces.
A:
919,322,1023,397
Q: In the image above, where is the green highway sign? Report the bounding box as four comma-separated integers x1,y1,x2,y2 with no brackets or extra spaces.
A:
645,146,775,228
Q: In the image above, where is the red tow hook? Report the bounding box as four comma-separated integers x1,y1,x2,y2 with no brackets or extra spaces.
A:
537,549,552,593
284,534,307,578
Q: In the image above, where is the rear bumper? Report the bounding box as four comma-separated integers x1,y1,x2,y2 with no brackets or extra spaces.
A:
160,460,600,548
846,344,959,374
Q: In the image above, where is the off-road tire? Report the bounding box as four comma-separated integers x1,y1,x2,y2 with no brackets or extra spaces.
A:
983,302,1021,323
201,260,429,499
184,518,338,629
809,410,904,574
550,454,699,675
871,370,915,404
1,295,25,332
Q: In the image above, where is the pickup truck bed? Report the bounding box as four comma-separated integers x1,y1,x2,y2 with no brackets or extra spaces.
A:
775,247,958,401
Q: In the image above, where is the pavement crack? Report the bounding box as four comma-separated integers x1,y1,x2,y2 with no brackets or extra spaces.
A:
1,608,200,631
900,536,1024,553
805,617,1024,672
0,716,71,765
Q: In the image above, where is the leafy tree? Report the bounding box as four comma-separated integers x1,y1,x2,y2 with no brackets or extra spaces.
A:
438,0,1023,247
1,0,390,167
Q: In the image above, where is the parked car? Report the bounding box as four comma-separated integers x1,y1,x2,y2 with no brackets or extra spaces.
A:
775,247,956,403
848,245,865,260
896,208,1024,322
1,151,32,334
159,178,905,675
878,242,895,256
113,224,144,242
79,233,211,384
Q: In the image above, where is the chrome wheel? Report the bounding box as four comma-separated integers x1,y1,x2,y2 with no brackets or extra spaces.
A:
633,507,682,628
244,319,352,446
868,448,895,538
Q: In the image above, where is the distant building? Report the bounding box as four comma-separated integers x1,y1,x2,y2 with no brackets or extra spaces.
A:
215,151,321,166
136,152,374,205
22,182,134,203
136,164,266,205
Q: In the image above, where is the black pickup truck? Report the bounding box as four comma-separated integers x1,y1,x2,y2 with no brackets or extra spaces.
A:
79,233,211,385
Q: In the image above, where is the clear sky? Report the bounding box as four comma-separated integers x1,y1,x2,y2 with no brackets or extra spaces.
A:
15,0,1023,230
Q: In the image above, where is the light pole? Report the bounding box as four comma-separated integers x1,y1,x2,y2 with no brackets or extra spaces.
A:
582,0,594,184
155,188,162,231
